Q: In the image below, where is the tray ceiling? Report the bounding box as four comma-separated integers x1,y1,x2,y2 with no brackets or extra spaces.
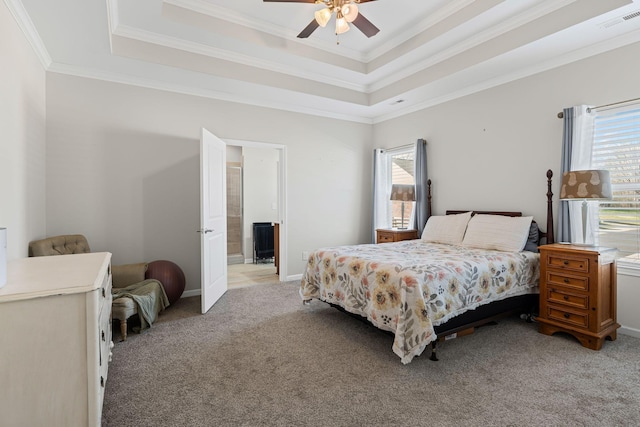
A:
13,0,640,123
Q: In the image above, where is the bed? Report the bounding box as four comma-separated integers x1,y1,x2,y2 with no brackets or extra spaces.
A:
300,170,555,364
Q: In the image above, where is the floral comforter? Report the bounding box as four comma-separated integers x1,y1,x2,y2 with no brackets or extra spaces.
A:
300,240,540,364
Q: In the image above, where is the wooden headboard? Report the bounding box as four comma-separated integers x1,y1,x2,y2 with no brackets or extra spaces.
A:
425,169,555,244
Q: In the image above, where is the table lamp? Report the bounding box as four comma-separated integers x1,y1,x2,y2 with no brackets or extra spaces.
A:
390,184,415,230
559,169,612,245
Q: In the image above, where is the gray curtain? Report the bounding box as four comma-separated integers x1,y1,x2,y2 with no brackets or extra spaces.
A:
372,148,384,243
413,139,429,235
557,107,573,243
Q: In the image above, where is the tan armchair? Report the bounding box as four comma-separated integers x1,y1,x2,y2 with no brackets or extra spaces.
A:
28,234,168,341
110,263,147,341
28,234,91,257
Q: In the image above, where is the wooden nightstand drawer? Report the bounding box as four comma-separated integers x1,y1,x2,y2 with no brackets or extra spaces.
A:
376,229,418,244
377,232,395,243
547,254,589,273
547,272,589,291
547,288,589,310
548,306,589,329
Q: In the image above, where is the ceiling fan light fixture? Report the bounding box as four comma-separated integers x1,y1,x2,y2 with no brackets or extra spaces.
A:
342,3,359,23
335,14,350,34
314,8,332,27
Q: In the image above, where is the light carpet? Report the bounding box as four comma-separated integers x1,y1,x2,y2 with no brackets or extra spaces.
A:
102,281,640,426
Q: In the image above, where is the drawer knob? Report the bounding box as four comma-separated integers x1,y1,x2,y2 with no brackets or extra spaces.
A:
102,330,106,342
564,313,571,319
101,376,104,387
563,278,570,284
102,288,106,298
563,260,569,266
563,295,569,301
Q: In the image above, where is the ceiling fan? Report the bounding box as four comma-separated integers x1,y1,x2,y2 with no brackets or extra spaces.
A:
263,0,380,40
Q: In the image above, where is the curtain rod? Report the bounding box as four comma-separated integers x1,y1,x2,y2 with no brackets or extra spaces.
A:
557,96,640,118
587,96,640,112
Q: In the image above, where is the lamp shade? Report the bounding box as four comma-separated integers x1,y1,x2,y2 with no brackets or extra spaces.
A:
560,170,612,200
342,3,359,22
390,184,416,202
335,15,350,34
314,8,331,27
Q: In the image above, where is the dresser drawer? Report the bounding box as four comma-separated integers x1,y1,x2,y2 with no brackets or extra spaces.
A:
547,254,589,273
547,306,589,329
547,272,589,291
547,288,589,310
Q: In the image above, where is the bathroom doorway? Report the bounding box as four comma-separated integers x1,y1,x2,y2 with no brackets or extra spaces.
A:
225,140,286,287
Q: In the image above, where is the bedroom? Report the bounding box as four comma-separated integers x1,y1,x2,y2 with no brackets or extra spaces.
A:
1,0,640,424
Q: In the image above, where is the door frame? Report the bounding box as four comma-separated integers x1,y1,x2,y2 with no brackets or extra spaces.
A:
225,139,287,281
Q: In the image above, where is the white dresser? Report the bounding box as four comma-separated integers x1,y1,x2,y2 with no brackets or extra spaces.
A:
0,252,113,427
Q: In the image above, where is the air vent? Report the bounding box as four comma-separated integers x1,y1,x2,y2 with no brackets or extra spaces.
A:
600,9,640,29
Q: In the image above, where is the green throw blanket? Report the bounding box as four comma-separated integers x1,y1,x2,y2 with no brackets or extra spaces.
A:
112,279,170,331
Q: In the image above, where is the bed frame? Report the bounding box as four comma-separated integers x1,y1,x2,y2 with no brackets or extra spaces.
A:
327,169,555,361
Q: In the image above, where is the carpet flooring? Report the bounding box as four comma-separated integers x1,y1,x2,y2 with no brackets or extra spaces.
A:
103,281,640,426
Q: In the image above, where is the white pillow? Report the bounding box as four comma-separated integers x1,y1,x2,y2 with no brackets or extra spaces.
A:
462,215,533,252
421,211,472,245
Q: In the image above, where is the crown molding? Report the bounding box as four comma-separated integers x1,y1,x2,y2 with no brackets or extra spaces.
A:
46,62,374,124
4,0,51,68
367,0,576,93
361,0,475,63
106,0,118,53
372,27,640,124
112,24,368,93
163,0,366,62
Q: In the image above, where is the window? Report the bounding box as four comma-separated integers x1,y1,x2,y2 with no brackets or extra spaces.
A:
592,104,640,265
373,145,416,234
389,150,415,228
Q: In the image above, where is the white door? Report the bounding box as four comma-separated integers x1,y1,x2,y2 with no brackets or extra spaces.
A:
200,128,227,314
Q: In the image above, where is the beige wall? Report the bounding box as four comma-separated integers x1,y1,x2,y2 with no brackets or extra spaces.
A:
373,41,640,336
45,73,373,292
0,2,47,259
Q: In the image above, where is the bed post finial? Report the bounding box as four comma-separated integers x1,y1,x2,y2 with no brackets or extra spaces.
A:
546,169,555,244
427,179,432,219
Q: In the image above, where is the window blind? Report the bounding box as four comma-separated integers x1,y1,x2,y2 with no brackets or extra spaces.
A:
592,105,640,262
389,150,415,229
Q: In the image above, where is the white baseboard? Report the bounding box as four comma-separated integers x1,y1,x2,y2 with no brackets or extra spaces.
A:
180,273,301,298
181,289,201,298
619,325,640,339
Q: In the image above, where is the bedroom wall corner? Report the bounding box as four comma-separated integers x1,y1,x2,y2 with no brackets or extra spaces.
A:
0,1,47,260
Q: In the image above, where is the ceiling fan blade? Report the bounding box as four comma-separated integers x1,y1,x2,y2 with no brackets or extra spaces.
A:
297,19,320,38
351,13,380,38
263,0,317,3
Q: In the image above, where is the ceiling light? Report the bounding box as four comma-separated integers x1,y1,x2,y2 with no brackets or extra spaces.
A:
314,8,332,27
342,3,359,23
335,15,350,35
265,0,380,41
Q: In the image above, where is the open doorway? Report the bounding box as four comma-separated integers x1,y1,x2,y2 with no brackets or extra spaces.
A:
225,140,286,288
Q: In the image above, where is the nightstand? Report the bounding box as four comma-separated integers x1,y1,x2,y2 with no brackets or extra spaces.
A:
536,243,619,350
376,228,418,244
